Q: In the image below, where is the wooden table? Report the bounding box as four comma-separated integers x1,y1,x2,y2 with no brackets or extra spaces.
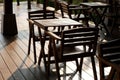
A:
34,18,82,30
80,2,109,8
80,2,110,35
34,18,82,67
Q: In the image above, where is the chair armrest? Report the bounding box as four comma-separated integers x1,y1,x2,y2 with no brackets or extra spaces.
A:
27,19,34,24
46,31,61,40
97,56,120,72
100,38,120,47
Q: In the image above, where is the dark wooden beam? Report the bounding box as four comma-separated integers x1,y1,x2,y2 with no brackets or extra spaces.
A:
1,0,18,36
28,0,31,9
17,0,20,6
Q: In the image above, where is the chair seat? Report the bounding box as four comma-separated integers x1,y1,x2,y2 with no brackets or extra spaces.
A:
56,44,95,61
56,43,84,53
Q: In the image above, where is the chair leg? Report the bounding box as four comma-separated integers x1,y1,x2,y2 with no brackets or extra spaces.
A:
38,39,45,65
38,50,43,65
51,39,61,80
110,18,116,34
106,67,115,80
53,50,61,79
78,57,83,78
86,19,89,27
55,62,61,80
69,58,83,79
38,42,46,65
63,62,66,80
42,49,48,73
33,40,37,64
91,56,98,80
83,19,89,27
99,61,105,80
28,37,31,55
47,45,52,77
116,71,120,80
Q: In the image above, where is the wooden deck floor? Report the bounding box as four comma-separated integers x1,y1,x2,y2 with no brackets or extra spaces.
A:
0,1,119,80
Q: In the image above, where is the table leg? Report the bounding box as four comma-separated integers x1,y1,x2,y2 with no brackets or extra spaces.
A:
90,7,110,35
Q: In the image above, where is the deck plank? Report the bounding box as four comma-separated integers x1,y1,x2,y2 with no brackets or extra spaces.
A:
0,71,4,80
0,35,36,80
0,49,15,80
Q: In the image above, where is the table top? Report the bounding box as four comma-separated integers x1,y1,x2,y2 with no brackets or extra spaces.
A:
34,18,82,29
80,2,109,7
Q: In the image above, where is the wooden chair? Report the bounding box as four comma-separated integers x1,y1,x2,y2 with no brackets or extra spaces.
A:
97,54,120,80
59,1,90,27
27,19,42,64
27,10,56,64
97,39,120,80
28,10,55,20
46,27,99,80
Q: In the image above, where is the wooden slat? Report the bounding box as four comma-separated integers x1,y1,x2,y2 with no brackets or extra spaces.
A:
0,35,35,80
0,51,14,80
0,71,4,80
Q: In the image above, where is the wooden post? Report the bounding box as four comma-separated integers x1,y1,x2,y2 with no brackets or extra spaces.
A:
1,0,18,36
37,0,40,4
28,0,31,9
17,0,20,6
43,0,47,18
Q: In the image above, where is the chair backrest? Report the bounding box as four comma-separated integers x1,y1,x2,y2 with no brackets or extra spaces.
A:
59,1,82,19
28,10,56,38
98,39,120,79
59,1,71,18
60,27,99,58
28,10,55,20
99,39,120,65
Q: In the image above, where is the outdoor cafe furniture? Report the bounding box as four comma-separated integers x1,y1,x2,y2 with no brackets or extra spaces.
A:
97,39,120,80
46,27,99,80
98,57,120,80
80,2,110,35
59,0,90,27
33,18,82,71
104,1,120,34
27,10,56,64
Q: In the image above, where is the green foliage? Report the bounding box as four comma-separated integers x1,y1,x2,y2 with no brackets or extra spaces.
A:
0,0,3,3
13,0,27,2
